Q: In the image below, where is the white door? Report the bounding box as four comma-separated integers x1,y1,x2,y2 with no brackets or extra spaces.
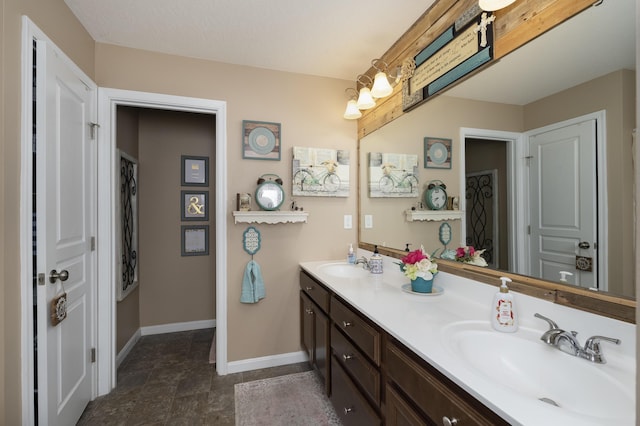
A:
36,42,96,425
527,119,597,288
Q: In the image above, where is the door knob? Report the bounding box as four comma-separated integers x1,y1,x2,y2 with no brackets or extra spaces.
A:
49,269,69,284
578,241,590,249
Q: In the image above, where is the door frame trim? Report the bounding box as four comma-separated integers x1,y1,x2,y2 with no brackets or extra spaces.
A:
96,89,229,394
20,16,99,424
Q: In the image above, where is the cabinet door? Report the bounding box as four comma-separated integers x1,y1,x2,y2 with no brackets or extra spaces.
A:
300,291,314,364
315,307,330,395
386,384,428,426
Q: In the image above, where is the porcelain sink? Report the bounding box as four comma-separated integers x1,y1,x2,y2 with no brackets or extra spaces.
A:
318,262,370,279
440,321,634,424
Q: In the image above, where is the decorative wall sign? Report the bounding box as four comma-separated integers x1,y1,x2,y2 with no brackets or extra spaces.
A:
424,137,452,169
403,9,494,111
181,225,209,256
181,155,209,186
50,292,67,326
292,147,350,197
243,120,281,160
181,191,209,221
243,226,261,255
368,152,419,198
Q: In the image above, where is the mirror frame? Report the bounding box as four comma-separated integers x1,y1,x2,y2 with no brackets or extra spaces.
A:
357,0,636,323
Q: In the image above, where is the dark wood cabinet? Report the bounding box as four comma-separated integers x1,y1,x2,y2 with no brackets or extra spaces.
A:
299,269,508,426
299,271,330,395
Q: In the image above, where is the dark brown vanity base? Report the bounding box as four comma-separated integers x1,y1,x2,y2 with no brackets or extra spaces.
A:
300,269,509,425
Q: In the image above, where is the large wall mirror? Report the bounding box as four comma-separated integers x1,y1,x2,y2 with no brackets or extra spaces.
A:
359,0,636,306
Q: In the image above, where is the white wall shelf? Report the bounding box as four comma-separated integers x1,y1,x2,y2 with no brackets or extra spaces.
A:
405,209,463,222
233,211,308,224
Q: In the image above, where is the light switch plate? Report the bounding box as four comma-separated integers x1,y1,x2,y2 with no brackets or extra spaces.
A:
343,215,352,229
365,215,373,229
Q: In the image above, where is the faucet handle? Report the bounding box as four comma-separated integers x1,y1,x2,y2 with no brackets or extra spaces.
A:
584,335,621,353
534,313,560,330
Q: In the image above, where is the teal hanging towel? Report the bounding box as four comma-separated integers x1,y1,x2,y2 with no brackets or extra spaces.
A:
240,260,265,303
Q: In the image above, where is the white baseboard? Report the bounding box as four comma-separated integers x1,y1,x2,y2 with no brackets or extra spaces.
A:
227,350,308,374
140,319,216,336
116,328,141,368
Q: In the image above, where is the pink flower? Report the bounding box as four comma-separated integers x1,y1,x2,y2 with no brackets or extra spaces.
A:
456,247,466,258
401,249,427,265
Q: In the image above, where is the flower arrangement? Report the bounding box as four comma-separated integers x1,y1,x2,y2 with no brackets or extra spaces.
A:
455,246,488,267
400,249,438,281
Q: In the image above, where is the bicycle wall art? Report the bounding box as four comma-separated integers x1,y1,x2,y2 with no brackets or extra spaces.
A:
368,152,420,198
292,147,350,197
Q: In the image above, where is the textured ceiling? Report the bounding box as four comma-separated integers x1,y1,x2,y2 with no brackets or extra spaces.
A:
64,0,436,81
64,0,634,104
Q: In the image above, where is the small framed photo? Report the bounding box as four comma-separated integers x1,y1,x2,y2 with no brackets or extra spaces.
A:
424,137,452,169
181,155,209,186
181,191,209,221
242,120,281,161
181,225,209,256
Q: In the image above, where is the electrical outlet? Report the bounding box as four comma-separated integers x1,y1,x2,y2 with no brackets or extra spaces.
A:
343,215,352,229
365,215,373,229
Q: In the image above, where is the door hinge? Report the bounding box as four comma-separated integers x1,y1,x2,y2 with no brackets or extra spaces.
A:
527,225,531,235
90,236,96,251
90,122,100,140
91,348,96,363
38,273,45,286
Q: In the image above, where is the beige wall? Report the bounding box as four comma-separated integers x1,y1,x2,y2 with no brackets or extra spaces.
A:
138,108,216,327
359,95,523,251
1,0,94,423
95,43,358,362
525,70,636,296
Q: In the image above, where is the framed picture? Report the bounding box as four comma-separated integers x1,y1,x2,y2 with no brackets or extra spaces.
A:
292,147,350,197
181,225,209,256
181,155,209,186
242,120,281,160
424,137,452,169
181,191,209,221
368,152,419,198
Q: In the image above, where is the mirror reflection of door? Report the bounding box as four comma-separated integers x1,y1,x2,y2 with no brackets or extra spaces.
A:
527,117,598,289
465,138,509,270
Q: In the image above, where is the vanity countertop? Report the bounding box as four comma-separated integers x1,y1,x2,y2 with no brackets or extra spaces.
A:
300,258,636,426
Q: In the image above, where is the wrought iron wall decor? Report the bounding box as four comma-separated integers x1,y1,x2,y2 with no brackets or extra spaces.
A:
118,151,139,301
465,169,498,268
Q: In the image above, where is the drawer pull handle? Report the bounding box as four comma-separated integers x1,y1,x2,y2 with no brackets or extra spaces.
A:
442,416,459,426
342,321,353,327
342,353,354,361
305,308,314,315
305,286,313,291
343,407,353,415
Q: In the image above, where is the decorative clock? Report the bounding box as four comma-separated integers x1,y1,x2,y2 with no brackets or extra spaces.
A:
424,180,447,210
255,174,285,211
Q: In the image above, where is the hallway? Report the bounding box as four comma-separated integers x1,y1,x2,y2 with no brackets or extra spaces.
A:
78,329,310,425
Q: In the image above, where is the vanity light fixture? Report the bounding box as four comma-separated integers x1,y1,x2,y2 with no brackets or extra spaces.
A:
370,59,395,98
479,0,516,11
343,88,362,120
356,74,376,110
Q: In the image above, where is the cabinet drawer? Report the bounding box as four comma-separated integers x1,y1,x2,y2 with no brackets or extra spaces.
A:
300,271,330,313
331,325,380,406
386,340,508,426
330,357,381,426
331,296,381,365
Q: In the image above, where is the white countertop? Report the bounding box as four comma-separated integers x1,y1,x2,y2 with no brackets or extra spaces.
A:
300,258,636,426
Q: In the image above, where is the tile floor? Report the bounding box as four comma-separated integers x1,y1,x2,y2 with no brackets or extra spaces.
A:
77,328,311,425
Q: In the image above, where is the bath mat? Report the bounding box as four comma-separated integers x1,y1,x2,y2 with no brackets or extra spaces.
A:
234,371,341,425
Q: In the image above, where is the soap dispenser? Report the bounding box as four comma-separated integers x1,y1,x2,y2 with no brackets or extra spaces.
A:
491,277,518,332
369,245,383,274
347,243,356,264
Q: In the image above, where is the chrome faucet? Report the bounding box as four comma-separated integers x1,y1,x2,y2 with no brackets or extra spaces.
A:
534,313,621,364
355,256,370,270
